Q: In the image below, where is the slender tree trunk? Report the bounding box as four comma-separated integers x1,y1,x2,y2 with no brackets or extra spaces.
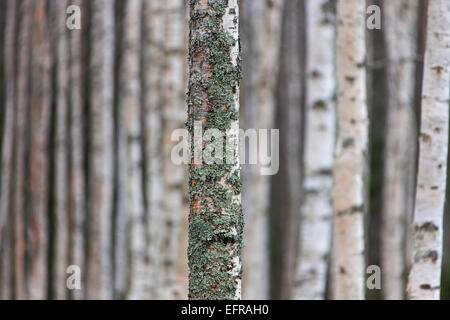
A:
142,0,164,299
407,0,450,300
240,0,283,300
120,0,146,300
68,0,86,300
0,0,17,300
187,0,243,300
158,0,186,300
295,0,336,300
13,0,33,300
27,0,51,299
331,0,367,300
381,0,419,300
86,0,115,300
270,0,305,300
52,0,70,300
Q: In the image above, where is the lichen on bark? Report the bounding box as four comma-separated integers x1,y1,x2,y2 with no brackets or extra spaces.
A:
187,0,243,300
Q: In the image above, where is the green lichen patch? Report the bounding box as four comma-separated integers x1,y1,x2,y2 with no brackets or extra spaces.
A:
187,0,243,300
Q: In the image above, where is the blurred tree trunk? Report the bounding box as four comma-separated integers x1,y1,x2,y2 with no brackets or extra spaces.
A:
14,0,33,300
119,0,146,300
331,0,367,300
407,0,450,300
381,0,419,300
27,0,52,299
68,0,86,300
241,0,283,300
294,0,335,300
87,0,115,300
187,0,243,300
142,0,164,299
0,0,17,300
270,0,305,300
52,0,70,300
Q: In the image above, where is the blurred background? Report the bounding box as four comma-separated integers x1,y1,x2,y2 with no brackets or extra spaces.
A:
0,0,449,300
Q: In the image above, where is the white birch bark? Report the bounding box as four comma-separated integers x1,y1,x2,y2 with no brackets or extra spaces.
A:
381,0,419,300
120,0,147,300
331,0,367,300
407,0,450,300
295,0,335,300
69,0,86,300
143,0,165,299
157,0,186,300
88,0,115,300
241,0,283,300
53,0,70,300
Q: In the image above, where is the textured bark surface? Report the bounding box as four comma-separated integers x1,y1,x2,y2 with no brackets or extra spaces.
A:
407,0,450,300
187,0,243,300
240,0,283,300
381,0,419,300
295,0,335,300
331,0,367,300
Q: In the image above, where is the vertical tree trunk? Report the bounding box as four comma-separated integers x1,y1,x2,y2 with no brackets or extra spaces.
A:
295,0,335,300
381,0,419,300
270,0,305,300
13,0,33,300
0,0,17,300
68,0,86,300
28,0,51,299
331,0,367,300
120,0,146,299
407,0,450,300
87,0,115,300
142,0,164,299
158,0,186,300
187,0,243,300
240,0,283,300
53,0,70,300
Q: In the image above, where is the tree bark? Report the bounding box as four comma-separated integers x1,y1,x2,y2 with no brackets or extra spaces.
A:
331,0,367,300
381,0,419,300
295,0,335,300
187,0,243,300
407,0,450,300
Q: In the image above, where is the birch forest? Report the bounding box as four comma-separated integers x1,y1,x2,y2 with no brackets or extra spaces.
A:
0,0,449,301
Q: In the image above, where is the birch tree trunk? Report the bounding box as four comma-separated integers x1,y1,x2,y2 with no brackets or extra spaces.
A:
187,0,243,300
142,0,164,299
407,0,450,300
52,0,70,300
381,0,419,300
120,0,146,300
87,0,115,300
331,0,367,300
241,0,283,300
68,0,86,300
27,0,51,299
158,0,186,300
0,0,17,300
295,0,335,300
13,0,33,300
